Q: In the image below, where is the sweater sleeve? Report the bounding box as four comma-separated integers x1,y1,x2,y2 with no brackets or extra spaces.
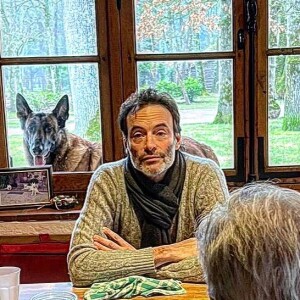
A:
193,159,229,220
156,158,229,283
155,257,205,282
67,166,155,287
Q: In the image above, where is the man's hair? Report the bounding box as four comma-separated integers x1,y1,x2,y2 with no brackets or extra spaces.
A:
196,182,300,300
118,88,181,138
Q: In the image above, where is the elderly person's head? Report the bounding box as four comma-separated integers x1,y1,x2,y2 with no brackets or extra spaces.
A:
118,88,181,182
196,182,300,300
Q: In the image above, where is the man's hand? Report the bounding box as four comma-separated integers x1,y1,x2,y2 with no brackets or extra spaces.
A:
93,227,136,251
153,238,198,268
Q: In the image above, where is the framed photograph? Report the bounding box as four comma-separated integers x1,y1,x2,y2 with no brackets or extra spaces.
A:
0,166,53,209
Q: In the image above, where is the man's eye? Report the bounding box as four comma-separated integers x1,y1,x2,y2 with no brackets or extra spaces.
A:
156,130,167,137
132,132,144,139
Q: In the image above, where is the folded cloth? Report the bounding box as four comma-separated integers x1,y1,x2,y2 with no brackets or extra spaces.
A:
84,275,186,300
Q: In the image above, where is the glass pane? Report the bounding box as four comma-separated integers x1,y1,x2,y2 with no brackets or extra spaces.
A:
137,60,234,168
268,56,300,166
3,64,101,171
135,0,232,54
0,0,97,57
268,0,300,48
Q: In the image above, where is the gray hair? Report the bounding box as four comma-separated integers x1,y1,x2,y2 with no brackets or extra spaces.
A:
196,182,300,300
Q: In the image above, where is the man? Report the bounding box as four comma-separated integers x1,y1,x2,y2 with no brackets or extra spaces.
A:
197,182,300,300
68,88,228,287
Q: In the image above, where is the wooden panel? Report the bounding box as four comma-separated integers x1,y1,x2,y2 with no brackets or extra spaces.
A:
0,67,9,168
107,1,124,161
52,173,92,194
121,1,137,98
96,0,114,163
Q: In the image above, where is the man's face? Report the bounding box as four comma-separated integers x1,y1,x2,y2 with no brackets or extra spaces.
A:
125,104,181,182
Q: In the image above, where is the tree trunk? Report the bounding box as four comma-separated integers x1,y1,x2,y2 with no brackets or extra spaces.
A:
175,63,190,104
213,0,232,124
282,58,300,130
63,0,99,138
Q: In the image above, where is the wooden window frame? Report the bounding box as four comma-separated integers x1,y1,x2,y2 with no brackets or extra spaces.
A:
256,0,300,187
0,0,121,196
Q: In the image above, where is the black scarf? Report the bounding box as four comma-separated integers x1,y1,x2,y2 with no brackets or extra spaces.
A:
124,150,186,247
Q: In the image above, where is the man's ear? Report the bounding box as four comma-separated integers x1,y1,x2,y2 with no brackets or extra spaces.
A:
175,134,182,150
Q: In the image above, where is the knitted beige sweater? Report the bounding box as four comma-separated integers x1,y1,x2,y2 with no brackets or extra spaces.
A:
68,153,229,287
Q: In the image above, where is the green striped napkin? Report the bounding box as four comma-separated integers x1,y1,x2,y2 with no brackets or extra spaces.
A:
84,275,186,299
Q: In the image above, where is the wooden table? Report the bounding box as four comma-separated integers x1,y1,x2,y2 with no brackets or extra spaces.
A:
20,282,209,300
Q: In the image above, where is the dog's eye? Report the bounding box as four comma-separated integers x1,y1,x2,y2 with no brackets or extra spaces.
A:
28,125,35,133
45,126,53,133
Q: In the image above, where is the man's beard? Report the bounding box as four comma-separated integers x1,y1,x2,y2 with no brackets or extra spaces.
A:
129,143,176,178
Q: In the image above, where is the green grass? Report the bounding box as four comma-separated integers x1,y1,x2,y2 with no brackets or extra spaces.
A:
181,123,233,168
177,96,218,110
269,119,300,166
8,135,27,167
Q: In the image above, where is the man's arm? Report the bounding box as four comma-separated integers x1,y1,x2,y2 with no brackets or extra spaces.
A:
93,228,202,282
68,166,156,287
93,228,197,267
152,238,197,267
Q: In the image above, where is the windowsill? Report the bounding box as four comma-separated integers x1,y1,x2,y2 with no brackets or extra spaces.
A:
0,205,82,222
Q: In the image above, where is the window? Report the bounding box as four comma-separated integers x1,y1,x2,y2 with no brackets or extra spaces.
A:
122,0,246,180
257,0,300,180
1,1,100,168
0,0,116,194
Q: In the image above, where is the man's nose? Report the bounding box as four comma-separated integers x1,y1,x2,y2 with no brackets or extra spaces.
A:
144,134,157,152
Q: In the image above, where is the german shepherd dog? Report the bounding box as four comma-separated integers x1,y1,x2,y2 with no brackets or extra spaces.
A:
16,94,102,172
180,136,219,165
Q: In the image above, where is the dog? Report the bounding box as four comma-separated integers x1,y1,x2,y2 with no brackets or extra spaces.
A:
6,184,12,191
28,182,41,196
16,94,102,172
179,136,219,165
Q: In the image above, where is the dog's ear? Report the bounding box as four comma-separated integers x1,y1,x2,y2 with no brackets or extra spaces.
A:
16,93,33,130
52,95,69,129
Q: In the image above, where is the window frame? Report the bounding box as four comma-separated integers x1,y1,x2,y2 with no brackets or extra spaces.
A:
256,0,300,183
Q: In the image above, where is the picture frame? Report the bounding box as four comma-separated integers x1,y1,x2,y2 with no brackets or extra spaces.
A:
0,165,53,209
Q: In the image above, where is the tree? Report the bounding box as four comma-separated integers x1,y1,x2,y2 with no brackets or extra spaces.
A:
269,0,300,130
136,0,222,103
213,0,232,124
63,0,99,139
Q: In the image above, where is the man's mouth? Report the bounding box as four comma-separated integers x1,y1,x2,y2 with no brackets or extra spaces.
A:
141,155,162,162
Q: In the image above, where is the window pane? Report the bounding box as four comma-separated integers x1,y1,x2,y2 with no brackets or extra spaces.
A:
268,56,300,166
3,64,101,169
135,0,232,54
268,0,300,49
0,0,97,57
137,60,234,168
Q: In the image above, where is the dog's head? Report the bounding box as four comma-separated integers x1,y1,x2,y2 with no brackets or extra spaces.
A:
16,94,69,166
